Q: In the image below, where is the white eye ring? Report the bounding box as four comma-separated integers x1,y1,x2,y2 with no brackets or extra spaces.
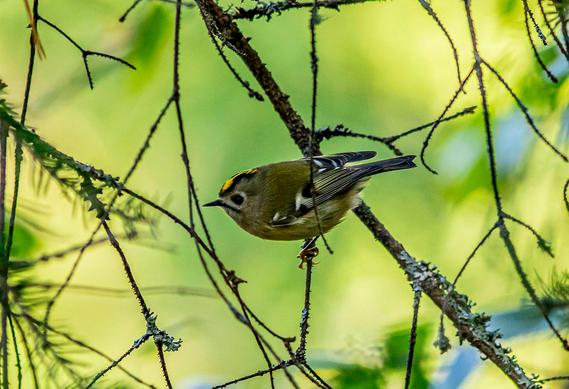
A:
231,193,245,205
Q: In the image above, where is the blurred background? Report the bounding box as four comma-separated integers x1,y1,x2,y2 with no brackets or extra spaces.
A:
0,0,568,387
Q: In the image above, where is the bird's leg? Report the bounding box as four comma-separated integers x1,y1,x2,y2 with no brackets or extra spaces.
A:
297,237,319,269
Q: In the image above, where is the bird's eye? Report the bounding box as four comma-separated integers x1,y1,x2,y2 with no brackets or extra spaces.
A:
231,194,244,205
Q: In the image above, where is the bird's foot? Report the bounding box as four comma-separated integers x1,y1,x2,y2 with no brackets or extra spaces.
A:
297,246,319,269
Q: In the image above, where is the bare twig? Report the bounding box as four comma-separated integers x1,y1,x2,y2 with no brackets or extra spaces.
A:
86,333,152,388
36,15,135,88
102,220,178,386
417,0,462,88
436,223,499,352
537,0,569,61
11,315,39,389
307,0,333,254
522,0,547,44
7,313,22,389
27,282,216,299
500,223,569,349
21,312,157,388
420,65,476,174
503,213,554,257
482,59,568,162
0,118,9,389
537,375,569,383
296,256,314,360
213,360,292,388
404,286,422,389
316,106,476,155
200,15,264,101
119,0,194,22
522,3,558,82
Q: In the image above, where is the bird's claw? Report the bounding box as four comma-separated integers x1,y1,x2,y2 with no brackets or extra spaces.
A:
297,246,319,269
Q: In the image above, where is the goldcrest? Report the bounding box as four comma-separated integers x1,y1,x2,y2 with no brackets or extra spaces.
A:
204,152,416,241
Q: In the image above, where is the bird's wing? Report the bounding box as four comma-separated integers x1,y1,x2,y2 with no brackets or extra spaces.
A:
296,168,365,212
270,168,364,227
304,151,377,172
269,154,415,227
270,152,376,227
297,155,416,213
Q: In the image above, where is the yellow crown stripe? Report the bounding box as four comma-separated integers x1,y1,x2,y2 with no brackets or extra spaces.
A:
220,168,258,194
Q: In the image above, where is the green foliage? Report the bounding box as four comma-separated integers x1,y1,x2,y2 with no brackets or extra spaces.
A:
3,221,37,259
128,6,171,68
333,364,385,389
320,325,431,388
0,81,155,235
383,326,430,389
543,271,569,327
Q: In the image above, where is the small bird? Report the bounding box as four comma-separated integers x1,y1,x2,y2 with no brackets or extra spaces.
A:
204,151,416,260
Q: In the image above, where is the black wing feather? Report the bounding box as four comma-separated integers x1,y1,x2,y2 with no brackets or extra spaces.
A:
306,151,377,171
298,155,416,212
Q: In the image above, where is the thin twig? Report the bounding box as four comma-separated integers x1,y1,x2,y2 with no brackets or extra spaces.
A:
417,0,462,88
307,0,333,254
0,118,9,389
213,360,291,388
21,312,157,388
523,4,558,82
420,65,476,174
301,362,332,389
482,59,568,162
317,106,476,155
11,315,39,389
119,0,194,22
499,224,569,349
156,344,173,389
86,333,152,388
503,213,554,257
522,0,547,44
6,0,39,271
436,223,498,353
7,313,22,389
102,221,150,316
404,286,422,389
537,375,569,383
537,0,569,61
200,16,264,101
296,256,314,359
36,15,135,88
27,282,216,299
30,235,117,263
119,0,143,21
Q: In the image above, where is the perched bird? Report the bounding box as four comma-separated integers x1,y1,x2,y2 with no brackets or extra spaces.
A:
204,151,416,259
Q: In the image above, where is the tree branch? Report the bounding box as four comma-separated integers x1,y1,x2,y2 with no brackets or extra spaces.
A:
231,0,378,21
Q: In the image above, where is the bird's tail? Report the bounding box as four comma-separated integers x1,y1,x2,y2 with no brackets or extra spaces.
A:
358,155,416,176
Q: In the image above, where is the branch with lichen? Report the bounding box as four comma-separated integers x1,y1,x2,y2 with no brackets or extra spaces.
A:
231,0,381,21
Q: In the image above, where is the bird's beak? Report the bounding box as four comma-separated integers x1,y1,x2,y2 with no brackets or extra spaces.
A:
203,199,224,208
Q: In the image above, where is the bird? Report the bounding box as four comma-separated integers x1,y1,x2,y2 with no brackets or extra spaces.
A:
204,151,416,263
